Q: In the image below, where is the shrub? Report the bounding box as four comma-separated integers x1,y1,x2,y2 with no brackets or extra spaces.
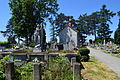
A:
0,71,5,80
62,50,74,53
23,48,33,52
77,48,90,62
0,42,8,46
76,55,81,62
15,62,33,80
0,41,11,48
77,48,90,55
12,50,27,53
57,44,63,50
0,55,13,80
29,43,36,48
81,55,90,62
44,56,73,80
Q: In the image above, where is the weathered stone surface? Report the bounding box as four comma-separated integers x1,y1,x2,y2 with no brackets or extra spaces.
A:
33,63,42,80
73,63,81,80
5,62,14,80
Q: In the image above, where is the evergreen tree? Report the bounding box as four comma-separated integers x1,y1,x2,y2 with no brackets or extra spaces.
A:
1,18,14,37
49,17,58,42
97,23,113,44
114,11,120,45
1,18,17,44
97,5,115,44
87,12,100,43
77,14,88,45
53,13,67,34
50,13,76,39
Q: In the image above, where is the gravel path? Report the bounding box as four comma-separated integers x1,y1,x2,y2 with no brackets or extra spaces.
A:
88,47,120,77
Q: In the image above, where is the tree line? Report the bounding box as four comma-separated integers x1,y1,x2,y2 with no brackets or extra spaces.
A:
1,0,120,46
50,5,120,45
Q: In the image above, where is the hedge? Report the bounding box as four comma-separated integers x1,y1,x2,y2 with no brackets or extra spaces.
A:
77,48,90,62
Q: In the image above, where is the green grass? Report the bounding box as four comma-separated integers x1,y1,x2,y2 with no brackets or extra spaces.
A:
82,57,120,80
43,56,73,80
92,47,120,58
48,49,74,53
103,51,120,58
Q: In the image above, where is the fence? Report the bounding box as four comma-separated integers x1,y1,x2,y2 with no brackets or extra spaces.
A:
5,56,84,80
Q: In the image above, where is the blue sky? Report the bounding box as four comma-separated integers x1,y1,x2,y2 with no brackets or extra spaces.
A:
0,0,120,42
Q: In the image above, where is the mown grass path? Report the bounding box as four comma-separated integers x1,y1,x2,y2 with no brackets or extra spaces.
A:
88,47,120,77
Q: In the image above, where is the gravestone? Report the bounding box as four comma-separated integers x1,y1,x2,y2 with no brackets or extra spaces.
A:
33,63,42,80
5,62,14,80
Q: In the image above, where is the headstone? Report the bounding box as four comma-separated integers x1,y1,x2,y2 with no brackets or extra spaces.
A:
33,48,41,52
44,54,48,61
33,44,41,52
5,62,14,80
33,63,42,80
73,63,81,80
103,40,106,45
71,57,76,66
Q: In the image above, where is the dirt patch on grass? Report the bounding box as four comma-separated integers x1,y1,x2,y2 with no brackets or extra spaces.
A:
91,67,98,72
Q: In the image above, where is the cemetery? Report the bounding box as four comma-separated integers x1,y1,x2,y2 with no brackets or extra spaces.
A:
1,0,120,80
0,45,86,80
0,22,88,80
0,22,90,80
89,40,120,57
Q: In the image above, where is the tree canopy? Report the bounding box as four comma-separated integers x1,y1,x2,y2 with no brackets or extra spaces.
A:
86,5,115,44
97,5,115,44
2,2,119,46
8,0,59,44
50,13,76,41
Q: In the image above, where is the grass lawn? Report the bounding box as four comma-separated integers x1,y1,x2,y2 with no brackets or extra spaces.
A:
103,51,120,58
92,47,120,58
81,57,120,80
